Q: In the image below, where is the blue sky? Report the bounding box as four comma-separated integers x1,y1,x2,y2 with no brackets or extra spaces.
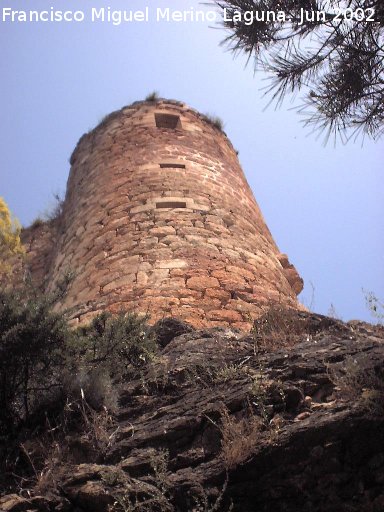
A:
1,0,383,322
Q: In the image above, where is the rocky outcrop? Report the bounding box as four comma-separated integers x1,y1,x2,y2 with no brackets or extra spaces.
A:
277,253,304,295
1,311,384,511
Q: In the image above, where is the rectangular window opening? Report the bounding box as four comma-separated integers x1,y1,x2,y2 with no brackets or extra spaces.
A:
159,163,186,169
155,113,181,129
156,201,187,209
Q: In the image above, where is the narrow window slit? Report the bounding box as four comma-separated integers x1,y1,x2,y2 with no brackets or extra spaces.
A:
156,201,187,209
155,113,181,129
159,163,186,169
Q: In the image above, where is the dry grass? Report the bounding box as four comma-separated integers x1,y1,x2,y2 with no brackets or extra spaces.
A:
252,305,313,352
213,363,250,383
203,113,224,131
220,406,264,469
14,397,118,497
328,355,384,415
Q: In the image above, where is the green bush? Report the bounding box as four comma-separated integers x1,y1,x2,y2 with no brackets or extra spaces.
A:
0,293,159,495
75,311,157,379
60,311,157,412
0,292,157,433
0,290,70,431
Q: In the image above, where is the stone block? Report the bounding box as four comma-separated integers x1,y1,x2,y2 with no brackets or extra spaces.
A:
207,309,243,322
157,259,187,269
136,271,148,287
150,226,176,237
205,288,231,302
130,203,153,214
148,268,170,286
170,269,186,278
186,276,220,291
226,265,255,281
160,278,186,290
103,274,135,292
198,297,222,309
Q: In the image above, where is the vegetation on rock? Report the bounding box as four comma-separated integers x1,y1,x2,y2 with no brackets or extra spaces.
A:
145,91,160,101
1,297,384,511
364,289,384,324
0,287,159,497
0,290,70,432
203,113,225,131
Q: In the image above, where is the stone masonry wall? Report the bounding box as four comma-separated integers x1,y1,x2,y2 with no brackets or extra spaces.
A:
21,222,57,288
1,222,56,292
40,99,304,329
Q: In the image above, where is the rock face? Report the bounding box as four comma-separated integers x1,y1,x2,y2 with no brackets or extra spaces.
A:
2,312,384,511
22,99,303,328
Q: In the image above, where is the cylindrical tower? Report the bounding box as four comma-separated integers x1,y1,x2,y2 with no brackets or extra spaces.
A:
48,99,303,329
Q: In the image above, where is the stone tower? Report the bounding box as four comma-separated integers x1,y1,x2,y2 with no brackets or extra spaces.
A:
44,99,303,329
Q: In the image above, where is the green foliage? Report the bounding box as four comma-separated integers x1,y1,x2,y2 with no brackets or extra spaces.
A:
217,0,384,141
51,268,77,303
0,290,70,431
0,293,157,433
74,311,157,379
0,293,159,496
65,311,157,411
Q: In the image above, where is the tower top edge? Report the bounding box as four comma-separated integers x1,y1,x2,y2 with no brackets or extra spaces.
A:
69,98,234,165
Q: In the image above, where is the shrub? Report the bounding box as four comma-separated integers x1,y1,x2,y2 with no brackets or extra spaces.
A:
73,311,157,381
220,405,264,469
30,217,45,230
203,113,224,131
0,294,159,495
65,367,118,412
213,363,249,384
0,290,70,432
43,193,64,225
363,289,384,325
145,91,159,101
328,354,384,414
252,305,316,352
0,294,156,434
